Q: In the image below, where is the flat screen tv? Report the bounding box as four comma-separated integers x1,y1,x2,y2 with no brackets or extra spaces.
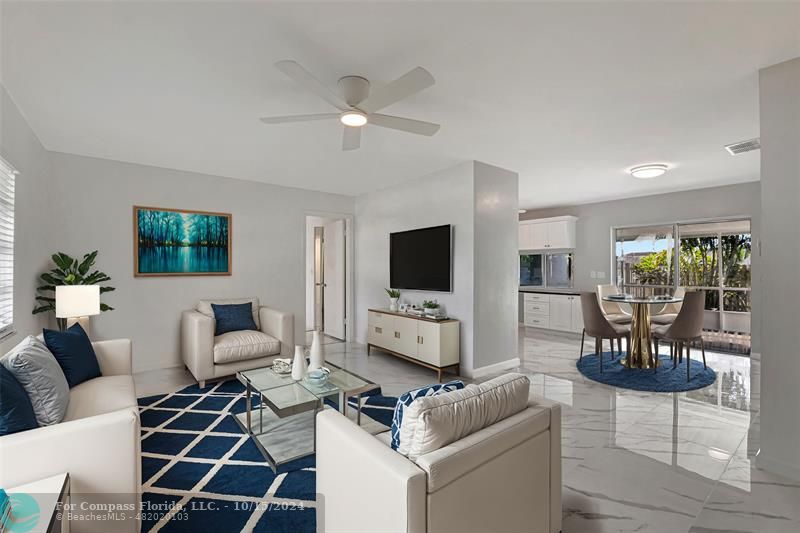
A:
390,224,452,292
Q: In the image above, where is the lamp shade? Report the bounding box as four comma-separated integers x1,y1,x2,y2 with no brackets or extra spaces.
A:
55,285,100,318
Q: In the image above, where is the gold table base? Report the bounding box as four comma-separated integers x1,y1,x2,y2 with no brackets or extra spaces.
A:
621,302,660,369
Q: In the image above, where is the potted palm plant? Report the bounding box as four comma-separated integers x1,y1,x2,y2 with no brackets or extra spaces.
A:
385,288,401,311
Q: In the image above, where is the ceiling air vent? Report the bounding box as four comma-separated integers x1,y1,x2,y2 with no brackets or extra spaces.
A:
724,138,760,155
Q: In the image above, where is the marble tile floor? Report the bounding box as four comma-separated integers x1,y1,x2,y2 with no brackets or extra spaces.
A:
134,327,797,533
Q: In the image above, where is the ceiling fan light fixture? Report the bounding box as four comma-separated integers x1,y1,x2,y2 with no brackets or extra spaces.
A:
340,111,368,127
629,164,668,179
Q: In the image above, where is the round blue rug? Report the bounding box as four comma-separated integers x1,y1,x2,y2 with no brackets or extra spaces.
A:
576,351,716,392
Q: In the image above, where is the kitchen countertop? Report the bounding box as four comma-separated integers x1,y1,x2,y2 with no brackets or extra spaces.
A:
519,287,582,296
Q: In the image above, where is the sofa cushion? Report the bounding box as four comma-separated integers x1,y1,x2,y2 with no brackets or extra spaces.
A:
197,297,260,330
1,335,69,426
213,330,281,364
401,373,530,460
392,380,464,453
211,302,258,336
0,364,39,435
64,375,137,422
43,323,102,388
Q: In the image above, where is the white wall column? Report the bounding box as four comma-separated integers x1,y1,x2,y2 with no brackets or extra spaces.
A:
758,57,800,478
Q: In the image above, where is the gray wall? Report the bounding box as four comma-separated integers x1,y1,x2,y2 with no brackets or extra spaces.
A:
0,85,53,353
473,162,519,369
48,152,354,372
521,182,761,350
355,162,476,370
758,57,800,478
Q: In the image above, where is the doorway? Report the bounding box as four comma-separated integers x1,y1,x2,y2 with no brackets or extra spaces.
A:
305,215,348,343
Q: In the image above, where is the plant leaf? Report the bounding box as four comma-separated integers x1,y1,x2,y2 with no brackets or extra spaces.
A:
78,251,97,275
100,303,114,312
99,286,115,293
36,285,56,292
40,273,62,285
35,296,56,303
33,305,55,314
52,253,73,270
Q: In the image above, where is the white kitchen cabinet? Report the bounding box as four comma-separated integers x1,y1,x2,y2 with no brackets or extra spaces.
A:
549,295,573,331
518,216,577,250
522,292,583,333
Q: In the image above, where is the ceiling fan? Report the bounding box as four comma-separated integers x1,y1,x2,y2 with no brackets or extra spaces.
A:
260,60,440,151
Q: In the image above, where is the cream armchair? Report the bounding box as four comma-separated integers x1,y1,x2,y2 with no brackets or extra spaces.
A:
181,297,293,387
316,395,562,533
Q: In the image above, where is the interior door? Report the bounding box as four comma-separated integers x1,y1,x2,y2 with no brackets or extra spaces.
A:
323,219,346,340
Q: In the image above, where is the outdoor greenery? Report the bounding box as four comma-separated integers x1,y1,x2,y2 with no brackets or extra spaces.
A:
627,234,751,312
33,251,115,315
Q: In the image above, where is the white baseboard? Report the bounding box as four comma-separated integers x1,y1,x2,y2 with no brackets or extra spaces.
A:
756,451,800,482
464,357,521,379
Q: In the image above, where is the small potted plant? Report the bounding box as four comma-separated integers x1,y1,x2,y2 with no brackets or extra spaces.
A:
422,299,440,317
385,288,401,311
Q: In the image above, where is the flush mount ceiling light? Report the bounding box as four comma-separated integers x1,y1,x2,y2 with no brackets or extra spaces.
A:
629,164,668,179
340,111,368,127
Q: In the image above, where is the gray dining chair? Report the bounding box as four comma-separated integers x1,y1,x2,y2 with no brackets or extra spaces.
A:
580,292,631,373
652,290,706,380
651,287,686,326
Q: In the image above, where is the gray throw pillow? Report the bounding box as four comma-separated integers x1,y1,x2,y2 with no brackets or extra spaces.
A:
1,335,69,426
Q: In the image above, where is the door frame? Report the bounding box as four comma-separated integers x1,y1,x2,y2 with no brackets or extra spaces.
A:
305,211,355,343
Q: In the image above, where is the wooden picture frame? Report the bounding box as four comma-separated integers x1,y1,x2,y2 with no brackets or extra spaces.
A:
133,206,232,277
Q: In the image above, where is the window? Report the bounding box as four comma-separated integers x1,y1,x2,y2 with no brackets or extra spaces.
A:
519,252,574,288
0,157,16,338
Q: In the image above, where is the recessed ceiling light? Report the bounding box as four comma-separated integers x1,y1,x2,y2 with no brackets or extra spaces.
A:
630,164,668,179
340,111,368,127
518,209,527,214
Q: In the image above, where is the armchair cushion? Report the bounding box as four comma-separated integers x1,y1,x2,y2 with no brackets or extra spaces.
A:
211,302,257,335
401,373,530,460
43,324,101,388
64,375,137,422
196,297,260,330
213,330,280,364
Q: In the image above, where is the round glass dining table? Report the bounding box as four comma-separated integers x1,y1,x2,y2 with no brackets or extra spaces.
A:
601,294,683,368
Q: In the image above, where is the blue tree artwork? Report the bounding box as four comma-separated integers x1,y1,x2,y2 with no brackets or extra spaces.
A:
134,207,231,276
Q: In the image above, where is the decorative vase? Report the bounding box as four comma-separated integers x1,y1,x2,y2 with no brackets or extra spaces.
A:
309,331,324,370
291,345,307,381
389,298,399,312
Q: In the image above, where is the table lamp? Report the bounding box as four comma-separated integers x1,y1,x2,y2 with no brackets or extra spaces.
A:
55,285,100,332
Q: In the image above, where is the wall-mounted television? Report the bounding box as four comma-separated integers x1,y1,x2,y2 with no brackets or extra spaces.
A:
390,224,452,292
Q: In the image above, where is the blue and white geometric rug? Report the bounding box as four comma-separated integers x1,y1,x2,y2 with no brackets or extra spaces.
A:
137,380,397,532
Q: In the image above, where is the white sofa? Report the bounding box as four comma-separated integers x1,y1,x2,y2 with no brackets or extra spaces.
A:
0,337,140,533
316,382,562,533
181,297,294,387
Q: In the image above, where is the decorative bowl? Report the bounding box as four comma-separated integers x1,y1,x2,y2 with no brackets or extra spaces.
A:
305,368,329,387
272,359,292,375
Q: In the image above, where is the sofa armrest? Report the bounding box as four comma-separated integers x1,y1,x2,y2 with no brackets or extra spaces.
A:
181,310,215,382
0,407,141,495
316,409,426,533
92,338,132,376
259,306,294,357
529,396,562,533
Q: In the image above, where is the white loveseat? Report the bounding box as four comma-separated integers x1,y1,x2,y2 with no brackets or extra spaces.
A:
181,297,294,387
316,375,562,533
0,337,140,533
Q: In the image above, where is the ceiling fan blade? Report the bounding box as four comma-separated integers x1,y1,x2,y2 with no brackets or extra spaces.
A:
274,60,349,111
342,126,362,151
259,113,339,124
369,114,440,136
357,67,435,113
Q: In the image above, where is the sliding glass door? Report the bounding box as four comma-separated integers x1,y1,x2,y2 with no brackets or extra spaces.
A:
613,218,752,354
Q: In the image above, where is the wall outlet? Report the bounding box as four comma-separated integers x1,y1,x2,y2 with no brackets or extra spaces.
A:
590,271,597,279
597,271,606,279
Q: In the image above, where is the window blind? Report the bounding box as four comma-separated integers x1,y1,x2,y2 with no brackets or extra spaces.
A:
0,157,16,338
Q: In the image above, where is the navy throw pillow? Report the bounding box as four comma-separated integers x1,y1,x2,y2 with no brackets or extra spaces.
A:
212,302,258,336
43,323,102,388
0,364,39,436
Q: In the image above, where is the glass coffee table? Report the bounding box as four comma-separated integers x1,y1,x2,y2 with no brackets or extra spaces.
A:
234,362,378,472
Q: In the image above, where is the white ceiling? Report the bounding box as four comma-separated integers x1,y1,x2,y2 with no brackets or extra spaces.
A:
2,2,798,208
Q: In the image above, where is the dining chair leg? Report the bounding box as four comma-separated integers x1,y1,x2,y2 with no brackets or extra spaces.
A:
673,342,679,369
579,329,585,361
617,337,622,358
700,337,707,369
686,343,691,381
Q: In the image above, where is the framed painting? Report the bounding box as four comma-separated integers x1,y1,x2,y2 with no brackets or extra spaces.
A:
133,206,231,276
